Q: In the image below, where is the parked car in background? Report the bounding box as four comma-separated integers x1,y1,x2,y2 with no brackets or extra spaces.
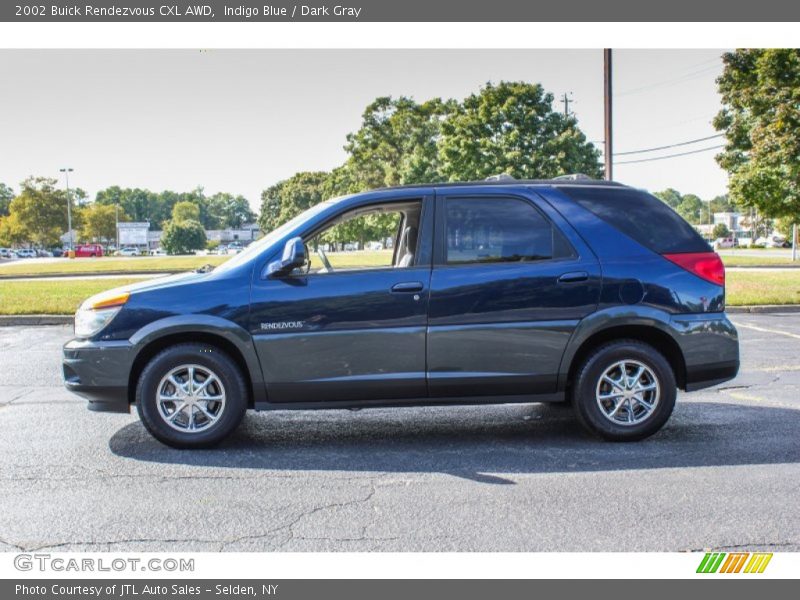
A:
118,247,140,257
36,249,52,257
51,248,63,258
14,248,37,259
226,242,244,255
74,244,104,258
0,248,12,259
755,235,790,249
713,237,736,249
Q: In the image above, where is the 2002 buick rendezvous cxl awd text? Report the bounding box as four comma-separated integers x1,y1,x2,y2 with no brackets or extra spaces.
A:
63,178,739,448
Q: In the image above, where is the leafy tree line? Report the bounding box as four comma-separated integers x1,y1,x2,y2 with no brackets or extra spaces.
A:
258,81,602,243
653,188,735,225
0,177,255,248
95,186,254,231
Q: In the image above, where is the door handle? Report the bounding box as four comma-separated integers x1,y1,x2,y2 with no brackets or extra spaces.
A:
557,271,589,284
391,281,424,293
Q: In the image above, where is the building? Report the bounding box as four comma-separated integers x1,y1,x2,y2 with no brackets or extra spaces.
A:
146,223,261,250
713,212,743,236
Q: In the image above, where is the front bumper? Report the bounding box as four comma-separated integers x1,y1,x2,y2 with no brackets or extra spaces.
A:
62,337,134,413
670,312,740,391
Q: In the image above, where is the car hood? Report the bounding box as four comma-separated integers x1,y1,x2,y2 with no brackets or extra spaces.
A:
79,271,211,310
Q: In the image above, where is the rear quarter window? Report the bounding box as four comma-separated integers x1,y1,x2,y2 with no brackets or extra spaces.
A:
559,186,711,254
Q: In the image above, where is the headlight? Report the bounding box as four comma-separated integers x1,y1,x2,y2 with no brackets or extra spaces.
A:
74,291,130,338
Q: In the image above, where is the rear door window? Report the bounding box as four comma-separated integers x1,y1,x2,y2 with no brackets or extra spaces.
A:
444,197,574,265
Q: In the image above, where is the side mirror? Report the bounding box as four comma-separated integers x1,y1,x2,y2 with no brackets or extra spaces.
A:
267,237,307,278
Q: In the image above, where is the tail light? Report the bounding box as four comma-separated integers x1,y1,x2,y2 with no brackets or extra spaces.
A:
662,252,725,286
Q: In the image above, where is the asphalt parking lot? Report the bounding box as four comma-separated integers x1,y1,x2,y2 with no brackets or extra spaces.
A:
0,315,798,552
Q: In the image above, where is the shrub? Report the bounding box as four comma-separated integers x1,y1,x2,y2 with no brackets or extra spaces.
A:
162,219,206,255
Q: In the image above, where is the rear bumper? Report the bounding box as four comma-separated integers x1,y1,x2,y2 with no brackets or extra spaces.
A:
62,338,133,413
670,313,740,391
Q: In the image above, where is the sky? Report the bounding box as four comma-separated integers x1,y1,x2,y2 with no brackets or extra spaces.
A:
0,49,729,211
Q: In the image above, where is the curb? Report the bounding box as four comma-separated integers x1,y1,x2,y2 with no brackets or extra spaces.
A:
0,315,73,326
726,305,800,314
726,265,800,270
0,270,171,280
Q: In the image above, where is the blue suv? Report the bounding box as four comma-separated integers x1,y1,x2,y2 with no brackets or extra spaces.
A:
63,179,739,448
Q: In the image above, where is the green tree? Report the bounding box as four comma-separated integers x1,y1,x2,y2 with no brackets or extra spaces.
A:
206,192,255,229
438,81,602,181
95,186,162,228
8,177,74,247
712,223,731,238
161,219,206,255
278,172,329,222
714,49,800,223
654,188,683,209
0,183,14,217
709,194,735,214
258,171,329,233
171,200,201,222
258,181,285,233
344,96,454,189
80,203,128,243
0,213,26,247
677,194,706,225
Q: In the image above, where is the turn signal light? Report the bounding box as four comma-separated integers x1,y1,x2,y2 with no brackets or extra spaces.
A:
89,292,130,310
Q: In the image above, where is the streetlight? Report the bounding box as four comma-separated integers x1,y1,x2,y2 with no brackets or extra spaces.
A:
59,167,74,251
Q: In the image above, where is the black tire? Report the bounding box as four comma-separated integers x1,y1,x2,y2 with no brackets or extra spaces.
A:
571,339,676,441
136,343,248,448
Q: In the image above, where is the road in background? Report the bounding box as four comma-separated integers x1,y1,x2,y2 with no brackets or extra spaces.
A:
0,316,798,551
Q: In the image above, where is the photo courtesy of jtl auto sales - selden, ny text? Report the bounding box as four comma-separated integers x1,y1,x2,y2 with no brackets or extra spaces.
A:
1,1,799,597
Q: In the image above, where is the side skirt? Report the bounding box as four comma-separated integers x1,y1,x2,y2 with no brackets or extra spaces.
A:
253,392,566,412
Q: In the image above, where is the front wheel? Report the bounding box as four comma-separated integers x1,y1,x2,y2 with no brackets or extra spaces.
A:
571,340,676,441
136,343,248,448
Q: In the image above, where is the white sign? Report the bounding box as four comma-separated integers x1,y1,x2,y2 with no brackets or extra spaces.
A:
117,222,149,246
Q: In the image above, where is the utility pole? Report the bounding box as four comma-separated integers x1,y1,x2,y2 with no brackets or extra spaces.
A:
560,92,573,117
59,167,74,251
793,223,797,262
604,49,613,181
115,203,120,251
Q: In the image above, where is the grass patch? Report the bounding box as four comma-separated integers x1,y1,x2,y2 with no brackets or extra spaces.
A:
0,250,397,277
308,249,394,270
0,255,230,277
721,255,799,267
0,278,144,315
726,270,800,305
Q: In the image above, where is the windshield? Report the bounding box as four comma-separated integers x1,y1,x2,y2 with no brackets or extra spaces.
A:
213,200,338,274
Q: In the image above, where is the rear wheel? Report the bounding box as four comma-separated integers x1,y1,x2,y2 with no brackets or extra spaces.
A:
571,340,676,441
136,343,248,448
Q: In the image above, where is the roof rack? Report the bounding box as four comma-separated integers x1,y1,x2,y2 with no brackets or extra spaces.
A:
552,173,595,181
373,176,625,192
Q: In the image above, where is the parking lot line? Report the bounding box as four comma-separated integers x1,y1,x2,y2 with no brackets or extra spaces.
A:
732,321,800,340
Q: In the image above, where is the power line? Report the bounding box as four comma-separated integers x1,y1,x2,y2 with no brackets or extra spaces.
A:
617,63,721,97
614,133,724,156
616,144,724,165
